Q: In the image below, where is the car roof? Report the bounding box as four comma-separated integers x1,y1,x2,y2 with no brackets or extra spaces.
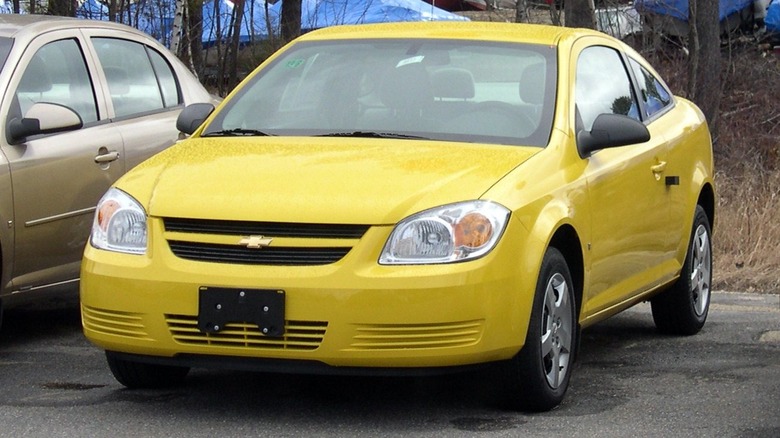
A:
0,14,147,39
297,21,605,46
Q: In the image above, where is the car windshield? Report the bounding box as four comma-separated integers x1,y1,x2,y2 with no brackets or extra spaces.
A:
203,39,556,147
0,37,13,73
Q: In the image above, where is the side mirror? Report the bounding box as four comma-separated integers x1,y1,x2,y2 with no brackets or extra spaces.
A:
176,103,215,135
577,113,651,158
7,102,83,144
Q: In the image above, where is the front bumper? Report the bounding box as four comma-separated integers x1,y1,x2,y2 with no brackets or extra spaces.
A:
81,219,536,370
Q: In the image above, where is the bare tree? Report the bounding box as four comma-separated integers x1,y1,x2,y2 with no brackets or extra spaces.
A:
515,0,528,23
281,0,302,43
564,0,595,29
687,0,721,136
48,0,76,16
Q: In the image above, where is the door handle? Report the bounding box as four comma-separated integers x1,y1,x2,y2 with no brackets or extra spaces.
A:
95,150,120,163
651,161,667,180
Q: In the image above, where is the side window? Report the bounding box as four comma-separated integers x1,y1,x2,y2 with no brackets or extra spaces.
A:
148,49,181,108
575,46,639,131
628,57,672,119
12,39,98,124
92,38,179,118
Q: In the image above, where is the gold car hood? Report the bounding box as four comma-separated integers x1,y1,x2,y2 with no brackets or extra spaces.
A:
138,137,539,224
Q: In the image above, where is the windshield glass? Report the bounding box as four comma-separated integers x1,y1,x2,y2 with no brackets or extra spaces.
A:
204,39,556,147
0,37,13,73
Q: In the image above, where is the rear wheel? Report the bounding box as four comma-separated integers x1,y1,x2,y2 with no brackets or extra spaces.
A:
651,205,712,335
106,351,189,388
501,247,576,411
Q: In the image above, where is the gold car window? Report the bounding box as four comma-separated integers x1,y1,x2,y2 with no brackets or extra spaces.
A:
92,37,173,118
13,38,98,124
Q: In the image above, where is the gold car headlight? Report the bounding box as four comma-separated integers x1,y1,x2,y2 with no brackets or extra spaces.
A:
90,188,147,255
379,201,510,265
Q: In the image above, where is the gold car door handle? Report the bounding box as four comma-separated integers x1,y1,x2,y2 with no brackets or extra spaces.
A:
95,150,120,163
651,161,667,180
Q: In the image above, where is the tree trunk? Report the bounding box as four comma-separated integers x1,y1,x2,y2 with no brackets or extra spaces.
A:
171,0,186,55
564,0,595,29
515,0,527,23
48,0,76,16
187,0,204,76
227,0,245,91
281,0,302,43
688,0,721,137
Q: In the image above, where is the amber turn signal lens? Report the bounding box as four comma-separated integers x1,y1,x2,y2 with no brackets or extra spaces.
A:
454,212,493,249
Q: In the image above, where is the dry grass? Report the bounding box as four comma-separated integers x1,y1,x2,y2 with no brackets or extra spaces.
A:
711,47,780,293
714,170,780,293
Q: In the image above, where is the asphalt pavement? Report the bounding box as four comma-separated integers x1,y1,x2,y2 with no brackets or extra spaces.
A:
0,291,777,437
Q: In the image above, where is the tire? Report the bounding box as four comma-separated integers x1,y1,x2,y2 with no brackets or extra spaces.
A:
651,205,712,335
501,247,577,412
106,351,190,389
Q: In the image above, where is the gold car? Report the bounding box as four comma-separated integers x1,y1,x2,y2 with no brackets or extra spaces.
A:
81,22,714,411
0,15,213,323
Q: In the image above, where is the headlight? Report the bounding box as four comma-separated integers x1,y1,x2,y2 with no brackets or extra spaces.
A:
379,201,510,265
90,188,147,254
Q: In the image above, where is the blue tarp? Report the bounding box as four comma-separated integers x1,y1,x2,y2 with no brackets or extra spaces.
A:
767,0,780,31
635,0,754,21
202,0,277,44
278,0,468,32
8,0,466,46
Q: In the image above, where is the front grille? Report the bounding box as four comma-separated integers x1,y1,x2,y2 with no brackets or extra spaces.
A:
168,241,350,265
163,218,369,266
348,320,484,350
166,314,327,350
82,305,150,339
164,218,369,239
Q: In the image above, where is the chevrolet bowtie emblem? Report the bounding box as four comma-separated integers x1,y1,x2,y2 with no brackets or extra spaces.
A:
239,235,273,249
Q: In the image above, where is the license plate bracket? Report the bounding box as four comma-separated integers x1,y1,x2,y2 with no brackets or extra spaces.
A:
198,287,285,337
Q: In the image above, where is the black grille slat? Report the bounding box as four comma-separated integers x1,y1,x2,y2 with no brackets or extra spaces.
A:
168,241,351,266
164,217,369,239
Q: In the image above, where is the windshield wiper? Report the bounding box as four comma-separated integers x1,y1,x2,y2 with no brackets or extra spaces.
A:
202,128,273,137
316,131,429,140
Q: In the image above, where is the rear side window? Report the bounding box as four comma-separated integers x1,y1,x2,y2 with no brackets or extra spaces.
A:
628,57,672,119
92,37,181,118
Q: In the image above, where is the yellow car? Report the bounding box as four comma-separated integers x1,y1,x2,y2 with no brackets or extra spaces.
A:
81,22,714,411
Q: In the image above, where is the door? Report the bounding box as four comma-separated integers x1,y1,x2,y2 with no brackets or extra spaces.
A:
2,35,124,293
89,36,185,169
574,44,675,316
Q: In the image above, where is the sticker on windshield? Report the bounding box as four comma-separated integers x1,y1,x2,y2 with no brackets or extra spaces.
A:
396,56,424,68
286,59,305,69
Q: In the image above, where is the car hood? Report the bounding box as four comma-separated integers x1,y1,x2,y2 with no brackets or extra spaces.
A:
129,137,539,225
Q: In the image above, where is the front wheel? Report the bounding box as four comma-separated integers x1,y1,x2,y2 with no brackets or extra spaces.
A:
501,247,577,411
106,351,190,389
651,205,712,335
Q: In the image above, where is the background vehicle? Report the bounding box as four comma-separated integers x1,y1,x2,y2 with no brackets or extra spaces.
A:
82,21,714,411
0,15,214,327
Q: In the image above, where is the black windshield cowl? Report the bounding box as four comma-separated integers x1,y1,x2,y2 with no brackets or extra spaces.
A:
315,131,430,140
202,128,273,137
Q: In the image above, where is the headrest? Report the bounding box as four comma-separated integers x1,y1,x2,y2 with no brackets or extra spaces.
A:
103,67,130,95
18,55,52,94
379,62,433,111
431,68,475,99
519,63,546,105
